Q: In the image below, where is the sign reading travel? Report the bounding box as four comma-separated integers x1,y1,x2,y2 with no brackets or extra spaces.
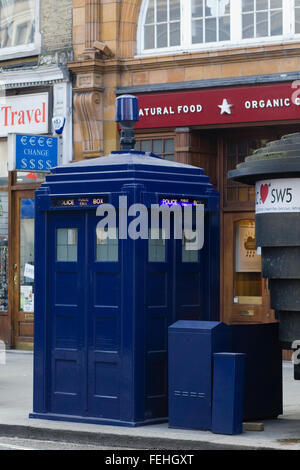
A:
52,196,108,208
135,82,300,128
8,134,58,172
0,93,48,137
256,178,300,213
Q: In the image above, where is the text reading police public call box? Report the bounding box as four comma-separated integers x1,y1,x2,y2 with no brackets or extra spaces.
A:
30,150,220,426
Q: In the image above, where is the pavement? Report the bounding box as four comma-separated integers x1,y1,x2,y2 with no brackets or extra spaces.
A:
1,351,300,450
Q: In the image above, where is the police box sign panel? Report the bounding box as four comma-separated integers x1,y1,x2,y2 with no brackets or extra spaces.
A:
0,93,48,137
256,179,300,213
135,82,300,128
8,134,58,172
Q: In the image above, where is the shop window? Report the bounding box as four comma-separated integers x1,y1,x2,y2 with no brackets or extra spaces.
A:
138,0,299,54
20,198,35,312
233,219,262,305
96,227,119,262
56,228,78,262
135,137,174,161
0,0,40,60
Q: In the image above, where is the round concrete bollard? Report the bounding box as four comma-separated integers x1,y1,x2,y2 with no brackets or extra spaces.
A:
228,133,300,350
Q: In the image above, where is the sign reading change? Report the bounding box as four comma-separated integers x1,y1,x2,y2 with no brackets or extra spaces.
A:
256,178,300,214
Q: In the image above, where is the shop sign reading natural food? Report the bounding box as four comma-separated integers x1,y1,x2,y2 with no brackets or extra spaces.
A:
0,92,48,137
135,82,300,128
256,179,300,214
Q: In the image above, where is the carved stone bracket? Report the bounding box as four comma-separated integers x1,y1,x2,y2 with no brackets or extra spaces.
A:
71,66,104,159
74,90,103,158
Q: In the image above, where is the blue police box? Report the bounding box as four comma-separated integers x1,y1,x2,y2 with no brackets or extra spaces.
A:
29,97,220,426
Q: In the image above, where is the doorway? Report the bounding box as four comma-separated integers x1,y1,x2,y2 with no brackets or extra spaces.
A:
11,190,35,349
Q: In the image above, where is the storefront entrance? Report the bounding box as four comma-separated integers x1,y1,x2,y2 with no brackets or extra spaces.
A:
11,190,35,349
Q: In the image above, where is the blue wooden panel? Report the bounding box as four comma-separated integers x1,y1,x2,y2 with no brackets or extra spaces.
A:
86,213,121,420
144,235,173,421
48,212,85,416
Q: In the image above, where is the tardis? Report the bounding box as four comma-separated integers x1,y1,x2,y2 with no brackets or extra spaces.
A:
30,96,220,426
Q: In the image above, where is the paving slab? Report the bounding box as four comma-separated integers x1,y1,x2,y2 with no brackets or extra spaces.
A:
1,352,300,450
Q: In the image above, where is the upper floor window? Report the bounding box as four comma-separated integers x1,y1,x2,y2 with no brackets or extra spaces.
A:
0,0,40,60
138,0,300,54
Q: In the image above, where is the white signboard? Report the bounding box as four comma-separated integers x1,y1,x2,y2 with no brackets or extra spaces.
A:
0,93,48,137
256,178,300,214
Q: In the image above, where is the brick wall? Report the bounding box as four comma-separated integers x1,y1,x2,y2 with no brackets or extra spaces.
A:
40,0,73,54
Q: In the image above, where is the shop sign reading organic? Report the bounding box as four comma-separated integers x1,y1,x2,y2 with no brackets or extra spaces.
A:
135,82,300,128
256,179,300,213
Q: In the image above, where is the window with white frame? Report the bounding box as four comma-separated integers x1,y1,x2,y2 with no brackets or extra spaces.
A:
138,0,300,54
0,0,40,59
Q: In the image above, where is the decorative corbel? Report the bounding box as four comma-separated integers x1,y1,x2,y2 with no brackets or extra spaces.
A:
74,89,103,158
71,67,105,159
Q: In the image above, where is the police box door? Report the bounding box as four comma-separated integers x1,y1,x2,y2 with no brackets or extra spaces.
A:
48,211,122,419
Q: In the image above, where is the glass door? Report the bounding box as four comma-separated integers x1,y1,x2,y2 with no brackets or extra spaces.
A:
12,190,35,349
